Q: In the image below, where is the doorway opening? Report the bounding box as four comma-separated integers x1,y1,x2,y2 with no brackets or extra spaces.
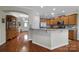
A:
6,12,29,41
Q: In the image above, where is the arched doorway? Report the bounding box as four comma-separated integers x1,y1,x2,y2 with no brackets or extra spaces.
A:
5,12,29,42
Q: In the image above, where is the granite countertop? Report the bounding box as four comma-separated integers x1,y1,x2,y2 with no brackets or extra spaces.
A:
30,27,77,31
31,26,77,30
30,28,68,31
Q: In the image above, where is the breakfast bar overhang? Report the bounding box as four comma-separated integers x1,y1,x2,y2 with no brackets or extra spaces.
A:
30,29,69,50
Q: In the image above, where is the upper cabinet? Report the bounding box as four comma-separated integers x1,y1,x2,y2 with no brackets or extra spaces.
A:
50,18,55,25
47,18,57,25
68,14,77,25
61,16,69,25
54,17,59,25
46,19,50,25
64,16,69,25
40,14,77,27
46,18,54,25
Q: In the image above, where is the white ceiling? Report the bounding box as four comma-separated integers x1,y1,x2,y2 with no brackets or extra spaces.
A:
7,12,29,17
20,6,79,18
0,6,79,18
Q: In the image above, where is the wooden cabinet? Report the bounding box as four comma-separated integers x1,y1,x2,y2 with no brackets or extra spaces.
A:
6,15,18,40
46,19,50,25
64,16,69,24
60,16,68,25
54,18,59,25
69,30,77,40
50,19,54,25
63,16,69,24
69,30,73,40
69,14,77,25
41,14,77,26
46,19,54,25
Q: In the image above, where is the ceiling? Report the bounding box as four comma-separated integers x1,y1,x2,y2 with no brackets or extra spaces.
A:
0,6,79,18
20,6,79,18
7,12,29,17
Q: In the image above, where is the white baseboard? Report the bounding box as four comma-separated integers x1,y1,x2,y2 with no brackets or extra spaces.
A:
0,40,6,46
32,41,69,50
32,41,51,50
51,43,69,50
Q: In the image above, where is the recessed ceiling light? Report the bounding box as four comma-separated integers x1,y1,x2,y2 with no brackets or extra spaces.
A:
53,8,56,11
40,6,43,8
62,10,65,13
51,13,55,15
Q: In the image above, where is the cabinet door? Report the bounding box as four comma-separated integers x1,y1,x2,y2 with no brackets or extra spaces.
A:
47,19,54,25
69,30,77,40
69,30,74,40
73,30,77,40
50,19,54,25
46,19,50,25
54,17,59,25
60,16,68,25
69,14,77,25
50,19,53,25
64,16,69,25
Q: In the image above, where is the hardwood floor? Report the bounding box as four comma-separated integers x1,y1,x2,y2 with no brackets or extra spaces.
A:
0,32,29,52
0,32,79,52
29,40,79,52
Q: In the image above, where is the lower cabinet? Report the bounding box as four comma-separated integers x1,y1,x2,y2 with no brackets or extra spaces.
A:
69,30,77,40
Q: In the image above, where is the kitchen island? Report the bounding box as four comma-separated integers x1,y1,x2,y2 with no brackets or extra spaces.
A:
29,29,69,50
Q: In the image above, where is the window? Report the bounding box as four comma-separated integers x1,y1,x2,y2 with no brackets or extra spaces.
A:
24,22,28,27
